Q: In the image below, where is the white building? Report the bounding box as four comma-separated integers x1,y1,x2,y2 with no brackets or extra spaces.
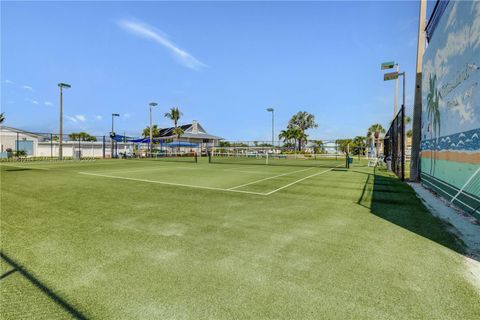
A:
0,125,130,158
0,122,223,158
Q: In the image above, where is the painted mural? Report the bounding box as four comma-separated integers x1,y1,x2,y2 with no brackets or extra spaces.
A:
421,1,480,217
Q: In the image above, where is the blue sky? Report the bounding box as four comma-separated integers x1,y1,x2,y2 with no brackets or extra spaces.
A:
1,1,429,141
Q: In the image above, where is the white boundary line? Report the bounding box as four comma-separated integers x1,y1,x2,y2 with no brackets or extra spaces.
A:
88,166,200,174
422,178,479,213
78,171,267,196
228,167,314,190
264,166,339,195
450,166,480,204
422,172,479,202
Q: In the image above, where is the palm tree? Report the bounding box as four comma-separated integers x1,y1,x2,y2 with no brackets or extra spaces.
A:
352,136,366,156
288,111,318,150
426,74,441,174
142,124,160,138
311,140,325,154
172,127,184,140
0,112,4,124
367,124,385,158
295,130,308,151
278,129,295,149
68,132,97,141
164,107,183,128
278,129,291,144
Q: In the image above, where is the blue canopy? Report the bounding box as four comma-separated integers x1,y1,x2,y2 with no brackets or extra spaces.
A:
112,134,133,142
128,137,150,143
165,141,199,147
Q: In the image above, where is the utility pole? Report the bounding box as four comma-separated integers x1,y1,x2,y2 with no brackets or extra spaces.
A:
394,64,399,117
266,108,274,149
58,83,71,160
410,0,427,181
111,113,120,158
149,102,158,155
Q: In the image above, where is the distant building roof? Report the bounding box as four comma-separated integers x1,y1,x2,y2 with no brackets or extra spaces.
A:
0,125,46,139
157,121,223,140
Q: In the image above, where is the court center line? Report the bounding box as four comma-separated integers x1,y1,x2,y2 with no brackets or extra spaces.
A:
227,167,315,190
78,171,267,196
265,166,341,195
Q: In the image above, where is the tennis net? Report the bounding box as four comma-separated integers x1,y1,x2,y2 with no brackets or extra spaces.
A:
144,152,198,163
209,152,347,168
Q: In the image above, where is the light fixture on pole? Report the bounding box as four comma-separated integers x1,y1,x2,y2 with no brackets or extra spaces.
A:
266,108,274,149
149,102,158,155
380,61,400,118
58,82,71,160
111,113,120,158
383,66,407,181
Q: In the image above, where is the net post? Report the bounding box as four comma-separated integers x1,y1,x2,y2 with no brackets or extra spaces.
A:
266,152,269,165
208,150,212,163
194,152,198,163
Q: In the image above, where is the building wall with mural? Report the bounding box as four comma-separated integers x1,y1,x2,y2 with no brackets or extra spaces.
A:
421,1,480,218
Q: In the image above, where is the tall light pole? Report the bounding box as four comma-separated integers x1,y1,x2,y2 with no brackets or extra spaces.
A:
394,63,399,117
111,113,120,158
383,67,406,181
381,61,400,118
266,108,274,149
58,83,71,160
149,102,158,155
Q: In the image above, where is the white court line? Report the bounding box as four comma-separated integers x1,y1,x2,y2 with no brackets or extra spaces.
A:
265,166,340,195
450,166,480,204
219,168,274,175
421,178,479,213
87,166,200,175
228,167,315,190
78,171,267,196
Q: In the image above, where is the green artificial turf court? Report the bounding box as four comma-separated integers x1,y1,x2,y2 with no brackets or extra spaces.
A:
1,157,479,319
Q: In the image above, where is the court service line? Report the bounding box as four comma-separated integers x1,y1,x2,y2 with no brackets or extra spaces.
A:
265,166,339,195
78,172,267,196
88,166,200,175
227,167,315,190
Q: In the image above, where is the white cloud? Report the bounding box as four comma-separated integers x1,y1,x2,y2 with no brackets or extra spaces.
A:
431,1,480,80
65,114,87,123
65,115,78,123
22,85,33,91
25,98,39,105
75,115,86,122
95,115,103,120
118,19,207,71
44,101,53,106
123,113,131,118
445,1,459,29
4,79,15,84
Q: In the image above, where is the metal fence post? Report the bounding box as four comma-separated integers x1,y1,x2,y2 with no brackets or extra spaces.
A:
50,133,53,159
102,136,105,159
401,105,405,181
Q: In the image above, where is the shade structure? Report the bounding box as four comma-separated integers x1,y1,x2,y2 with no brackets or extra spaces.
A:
165,141,199,148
